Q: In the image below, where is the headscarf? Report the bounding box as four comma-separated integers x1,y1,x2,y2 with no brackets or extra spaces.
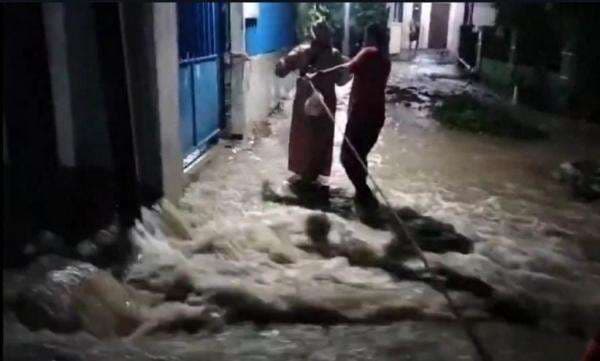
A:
310,21,333,48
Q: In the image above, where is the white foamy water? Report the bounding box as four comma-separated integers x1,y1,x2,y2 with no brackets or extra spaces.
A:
4,57,600,360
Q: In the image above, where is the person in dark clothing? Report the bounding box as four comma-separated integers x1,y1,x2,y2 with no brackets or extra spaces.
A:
309,23,391,211
409,19,420,52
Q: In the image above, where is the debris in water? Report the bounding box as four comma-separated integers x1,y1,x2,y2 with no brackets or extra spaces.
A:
554,160,600,201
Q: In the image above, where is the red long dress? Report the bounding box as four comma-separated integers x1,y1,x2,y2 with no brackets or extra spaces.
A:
275,44,350,180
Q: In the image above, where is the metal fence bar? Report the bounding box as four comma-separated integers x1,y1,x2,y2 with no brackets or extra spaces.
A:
178,2,220,61
179,54,219,66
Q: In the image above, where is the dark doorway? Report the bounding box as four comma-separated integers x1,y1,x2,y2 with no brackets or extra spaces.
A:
429,2,450,49
3,4,57,179
3,3,58,266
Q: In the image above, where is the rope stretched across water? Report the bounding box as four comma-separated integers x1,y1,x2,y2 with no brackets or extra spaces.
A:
304,77,493,361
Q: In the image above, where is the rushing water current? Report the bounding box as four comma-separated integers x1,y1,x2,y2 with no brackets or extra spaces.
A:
4,56,600,361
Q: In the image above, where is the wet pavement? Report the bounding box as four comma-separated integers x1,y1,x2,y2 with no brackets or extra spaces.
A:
4,51,600,360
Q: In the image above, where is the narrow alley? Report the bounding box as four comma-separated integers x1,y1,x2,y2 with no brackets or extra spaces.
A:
5,48,600,361
4,2,600,361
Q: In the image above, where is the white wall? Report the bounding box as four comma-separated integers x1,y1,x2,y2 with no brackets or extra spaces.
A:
66,4,113,169
391,2,472,54
42,3,113,169
42,3,183,202
227,3,296,140
153,3,184,202
392,2,433,51
243,51,296,130
391,2,406,50
228,3,246,137
42,3,75,167
3,115,7,165
119,3,183,203
400,2,414,50
447,3,465,56
472,3,496,27
387,3,402,55
389,24,403,54
420,3,432,49
121,3,161,196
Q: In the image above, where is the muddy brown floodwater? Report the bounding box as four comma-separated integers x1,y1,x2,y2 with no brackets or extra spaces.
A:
4,54,600,360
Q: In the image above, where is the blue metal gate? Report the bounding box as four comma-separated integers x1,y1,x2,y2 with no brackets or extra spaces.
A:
177,2,225,166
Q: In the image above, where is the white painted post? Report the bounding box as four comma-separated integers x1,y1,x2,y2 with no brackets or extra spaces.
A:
474,27,483,73
343,2,351,56
228,2,247,138
153,3,184,202
42,3,76,167
3,115,8,165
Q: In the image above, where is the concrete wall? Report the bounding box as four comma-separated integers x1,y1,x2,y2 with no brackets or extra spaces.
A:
389,23,403,54
3,116,7,165
447,3,465,56
389,2,468,54
243,51,296,129
120,3,183,203
244,3,296,56
420,3,432,49
41,3,183,203
42,3,75,167
399,2,415,50
227,3,247,137
230,3,245,53
392,2,435,51
64,4,113,169
42,3,113,170
386,3,402,54
121,3,162,198
472,3,496,27
153,3,184,201
227,3,296,140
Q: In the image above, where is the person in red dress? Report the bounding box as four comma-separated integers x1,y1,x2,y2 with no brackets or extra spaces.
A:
310,23,391,210
275,22,350,192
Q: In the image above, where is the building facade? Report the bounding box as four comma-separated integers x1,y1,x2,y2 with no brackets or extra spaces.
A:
387,2,496,56
3,2,298,263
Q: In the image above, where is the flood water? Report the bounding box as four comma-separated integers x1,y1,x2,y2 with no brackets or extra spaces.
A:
4,54,600,360
196,55,600,260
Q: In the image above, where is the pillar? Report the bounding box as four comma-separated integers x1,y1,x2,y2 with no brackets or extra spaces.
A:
120,3,184,204
42,3,75,167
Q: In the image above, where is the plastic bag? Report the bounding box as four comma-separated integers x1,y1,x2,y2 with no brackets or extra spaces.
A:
304,88,325,117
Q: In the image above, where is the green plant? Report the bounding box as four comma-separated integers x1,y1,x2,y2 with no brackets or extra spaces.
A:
296,3,330,42
351,2,388,31
296,2,388,52
433,94,547,140
495,3,600,119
